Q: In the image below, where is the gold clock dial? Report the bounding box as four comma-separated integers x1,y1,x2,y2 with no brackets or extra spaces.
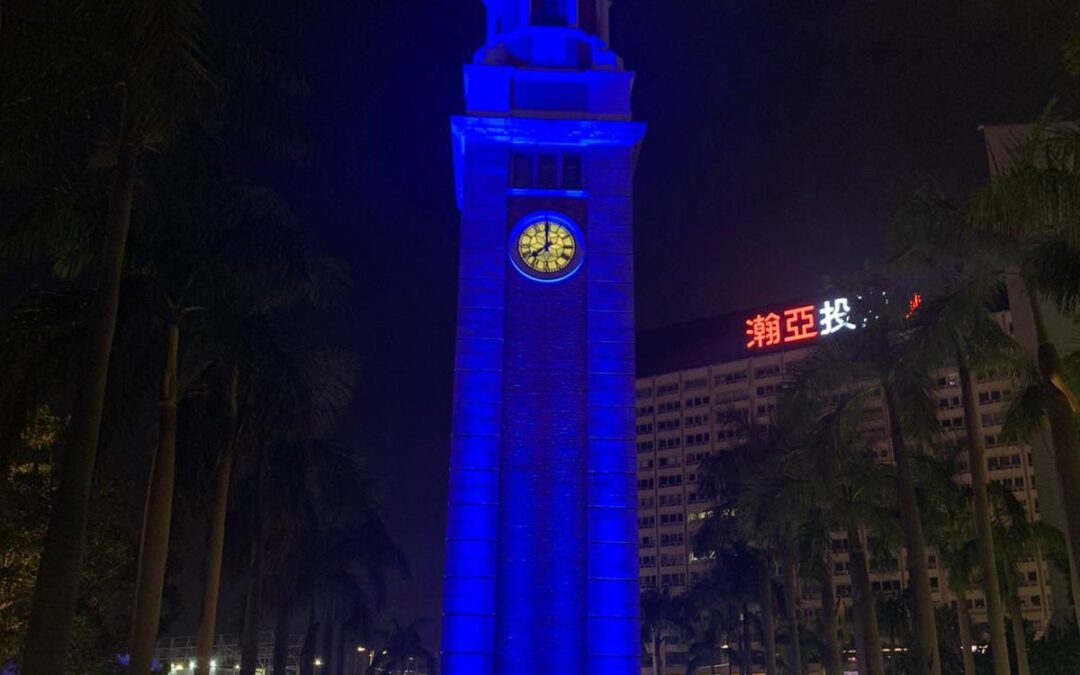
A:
516,220,577,274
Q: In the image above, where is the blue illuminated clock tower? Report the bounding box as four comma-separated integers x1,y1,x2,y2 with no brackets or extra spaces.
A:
442,1,646,673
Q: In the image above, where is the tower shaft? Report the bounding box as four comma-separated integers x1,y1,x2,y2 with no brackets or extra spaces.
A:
442,3,645,673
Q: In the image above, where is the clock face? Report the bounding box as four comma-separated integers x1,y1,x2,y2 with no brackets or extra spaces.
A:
510,215,584,281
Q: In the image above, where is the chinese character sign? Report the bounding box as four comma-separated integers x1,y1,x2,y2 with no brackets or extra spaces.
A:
744,297,855,351
745,313,782,349
783,305,818,342
819,298,856,336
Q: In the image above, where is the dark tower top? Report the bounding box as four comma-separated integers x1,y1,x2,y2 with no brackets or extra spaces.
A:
466,0,631,121
484,0,610,43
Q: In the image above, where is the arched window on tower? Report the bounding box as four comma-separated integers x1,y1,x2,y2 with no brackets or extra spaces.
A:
533,0,571,26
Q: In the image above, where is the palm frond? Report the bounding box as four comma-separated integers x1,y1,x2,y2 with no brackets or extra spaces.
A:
1066,31,1080,77
1026,237,1080,316
971,124,1080,246
116,0,209,83
1001,382,1047,442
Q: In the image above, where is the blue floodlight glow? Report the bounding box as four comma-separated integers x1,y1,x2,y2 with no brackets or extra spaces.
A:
442,4,645,674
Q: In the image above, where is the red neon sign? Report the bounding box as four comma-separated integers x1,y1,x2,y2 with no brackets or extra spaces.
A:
745,313,782,349
745,297,854,351
743,293,922,351
783,305,818,343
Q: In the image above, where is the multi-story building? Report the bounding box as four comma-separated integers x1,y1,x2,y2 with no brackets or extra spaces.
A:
634,294,1054,674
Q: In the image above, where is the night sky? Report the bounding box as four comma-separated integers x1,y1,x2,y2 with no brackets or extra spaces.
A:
265,0,1077,652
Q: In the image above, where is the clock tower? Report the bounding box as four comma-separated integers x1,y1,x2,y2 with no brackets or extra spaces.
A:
442,2,645,673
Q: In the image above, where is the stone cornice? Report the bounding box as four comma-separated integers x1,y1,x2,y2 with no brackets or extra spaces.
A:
452,115,646,148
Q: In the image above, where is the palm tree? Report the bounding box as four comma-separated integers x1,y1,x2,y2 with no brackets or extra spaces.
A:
913,449,981,675
971,123,1080,628
4,1,313,666
171,192,350,675
260,439,406,675
890,187,1021,675
734,435,805,675
990,483,1067,675
757,557,779,675
368,619,436,675
687,544,767,675
194,364,238,675
785,385,908,675
952,588,978,675
785,289,944,675
115,146,347,672
238,464,264,675
193,334,353,674
1,3,209,667
848,520,887,675
798,514,843,675
684,609,728,675
641,589,688,675
695,433,784,675
778,545,804,675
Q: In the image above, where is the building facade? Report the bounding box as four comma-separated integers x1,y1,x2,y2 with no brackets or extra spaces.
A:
634,296,1054,673
441,2,646,674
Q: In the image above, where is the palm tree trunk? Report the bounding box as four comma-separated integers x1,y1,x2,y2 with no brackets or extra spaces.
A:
818,547,843,675
273,595,292,675
955,591,976,675
782,544,804,674
330,618,344,675
0,412,21,503
320,607,335,675
741,605,752,675
889,619,898,675
239,536,263,675
339,624,353,675
956,348,1012,675
651,634,661,675
128,321,181,674
758,556,779,675
20,141,137,675
1006,592,1031,675
195,365,240,675
882,386,941,675
851,589,867,675
300,598,319,675
848,520,885,675
1035,341,1080,629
